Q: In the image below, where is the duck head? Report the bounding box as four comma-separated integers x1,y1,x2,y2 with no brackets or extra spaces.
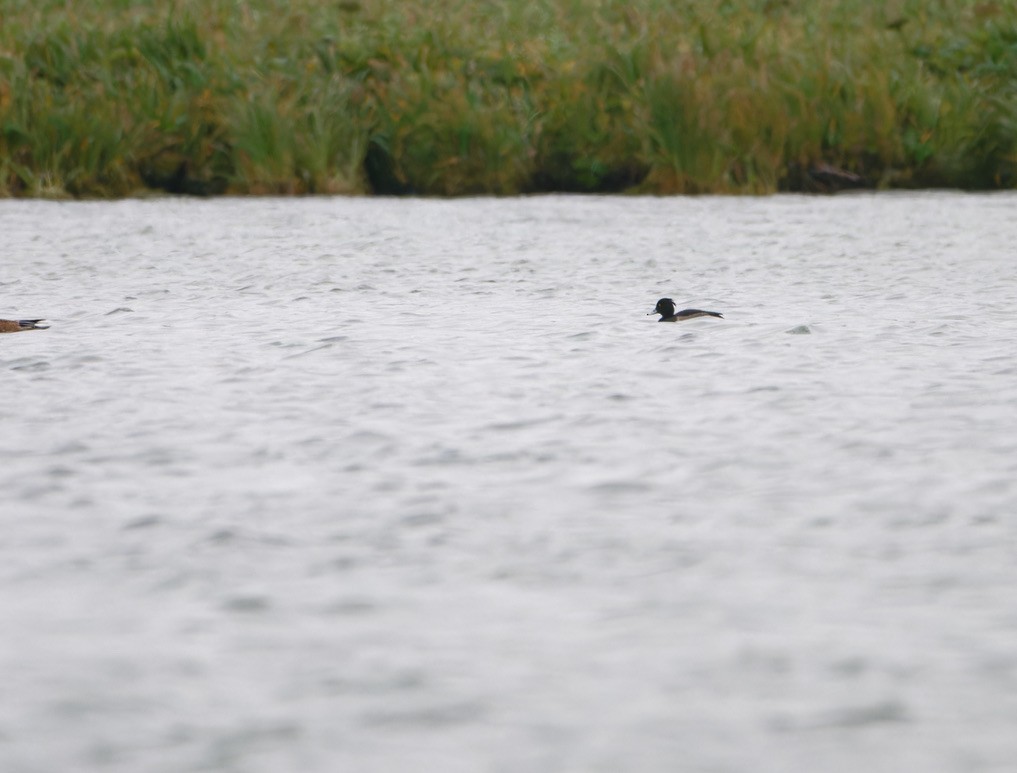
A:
648,298,676,317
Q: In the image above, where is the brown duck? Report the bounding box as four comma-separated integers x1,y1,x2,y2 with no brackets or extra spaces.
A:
0,319,49,333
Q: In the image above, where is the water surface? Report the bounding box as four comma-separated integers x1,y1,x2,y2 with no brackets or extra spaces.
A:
2,193,1016,773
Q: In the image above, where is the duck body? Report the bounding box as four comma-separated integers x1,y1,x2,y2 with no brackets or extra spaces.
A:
0,319,49,333
649,298,722,322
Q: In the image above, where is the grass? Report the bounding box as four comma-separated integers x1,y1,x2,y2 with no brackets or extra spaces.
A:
0,0,1015,197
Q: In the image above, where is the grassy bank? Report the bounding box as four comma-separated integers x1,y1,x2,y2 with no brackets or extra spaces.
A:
1,0,1015,197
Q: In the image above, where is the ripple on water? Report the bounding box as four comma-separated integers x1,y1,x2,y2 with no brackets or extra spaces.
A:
769,699,910,732
361,701,489,729
3,357,50,371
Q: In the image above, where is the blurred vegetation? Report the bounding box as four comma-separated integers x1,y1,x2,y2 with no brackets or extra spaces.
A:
0,0,1015,197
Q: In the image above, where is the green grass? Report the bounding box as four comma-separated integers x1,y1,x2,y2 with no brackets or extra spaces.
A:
1,0,1015,197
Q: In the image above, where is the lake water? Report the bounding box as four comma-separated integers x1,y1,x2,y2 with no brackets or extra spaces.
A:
2,193,1016,773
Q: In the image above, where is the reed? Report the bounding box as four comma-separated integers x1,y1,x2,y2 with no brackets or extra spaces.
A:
1,0,1014,197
